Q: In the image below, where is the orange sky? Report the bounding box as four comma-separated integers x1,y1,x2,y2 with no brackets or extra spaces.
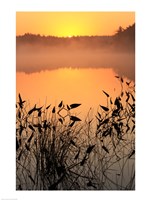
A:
16,12,135,37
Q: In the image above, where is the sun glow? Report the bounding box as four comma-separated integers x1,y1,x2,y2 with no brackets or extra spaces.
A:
16,12,135,37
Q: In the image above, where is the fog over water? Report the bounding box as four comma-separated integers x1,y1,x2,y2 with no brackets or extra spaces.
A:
17,43,135,81
17,24,135,81
16,25,135,114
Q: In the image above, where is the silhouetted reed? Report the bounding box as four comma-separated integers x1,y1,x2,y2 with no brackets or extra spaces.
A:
16,76,135,190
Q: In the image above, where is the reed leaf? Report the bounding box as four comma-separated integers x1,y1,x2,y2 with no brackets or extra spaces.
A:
70,116,81,121
18,93,26,109
69,121,76,127
28,125,35,132
67,104,70,110
74,149,80,160
28,105,36,115
46,104,51,109
28,175,35,185
102,145,109,153
80,155,87,166
128,150,135,159
70,103,81,109
100,105,109,112
27,132,34,143
121,77,124,83
58,118,63,124
70,140,77,147
102,90,109,97
86,144,95,154
52,106,55,113
126,81,131,86
58,101,63,108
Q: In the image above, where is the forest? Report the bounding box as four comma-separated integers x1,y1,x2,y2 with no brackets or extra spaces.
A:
17,24,135,52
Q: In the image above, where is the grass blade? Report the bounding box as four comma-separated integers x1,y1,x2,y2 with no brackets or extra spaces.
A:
70,103,81,109
100,105,109,112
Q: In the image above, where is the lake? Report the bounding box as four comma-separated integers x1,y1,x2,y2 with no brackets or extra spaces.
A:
16,67,132,118
16,67,135,190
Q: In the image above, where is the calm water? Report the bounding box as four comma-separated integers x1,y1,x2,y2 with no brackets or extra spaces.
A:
16,67,131,118
16,67,135,190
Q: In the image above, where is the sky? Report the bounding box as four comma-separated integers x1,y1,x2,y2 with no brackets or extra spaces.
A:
16,12,135,37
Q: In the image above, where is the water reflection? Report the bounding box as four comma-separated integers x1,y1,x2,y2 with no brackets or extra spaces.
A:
16,67,135,190
16,68,131,117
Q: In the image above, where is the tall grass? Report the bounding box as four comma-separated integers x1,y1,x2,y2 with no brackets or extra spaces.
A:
16,77,135,190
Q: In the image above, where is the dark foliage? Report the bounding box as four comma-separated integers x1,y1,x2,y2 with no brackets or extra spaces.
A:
16,77,135,190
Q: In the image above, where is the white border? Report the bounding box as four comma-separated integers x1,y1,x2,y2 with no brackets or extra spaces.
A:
0,0,150,199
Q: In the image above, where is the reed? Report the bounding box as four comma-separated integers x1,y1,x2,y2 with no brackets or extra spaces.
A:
16,76,135,190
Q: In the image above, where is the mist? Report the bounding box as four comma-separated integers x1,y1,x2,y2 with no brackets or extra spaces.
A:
17,44,134,80
16,24,135,81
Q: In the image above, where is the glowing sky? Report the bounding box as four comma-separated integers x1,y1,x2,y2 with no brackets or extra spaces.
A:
16,12,135,37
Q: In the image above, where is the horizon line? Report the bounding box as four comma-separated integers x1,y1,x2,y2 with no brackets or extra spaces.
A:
16,23,135,38
16,33,114,38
